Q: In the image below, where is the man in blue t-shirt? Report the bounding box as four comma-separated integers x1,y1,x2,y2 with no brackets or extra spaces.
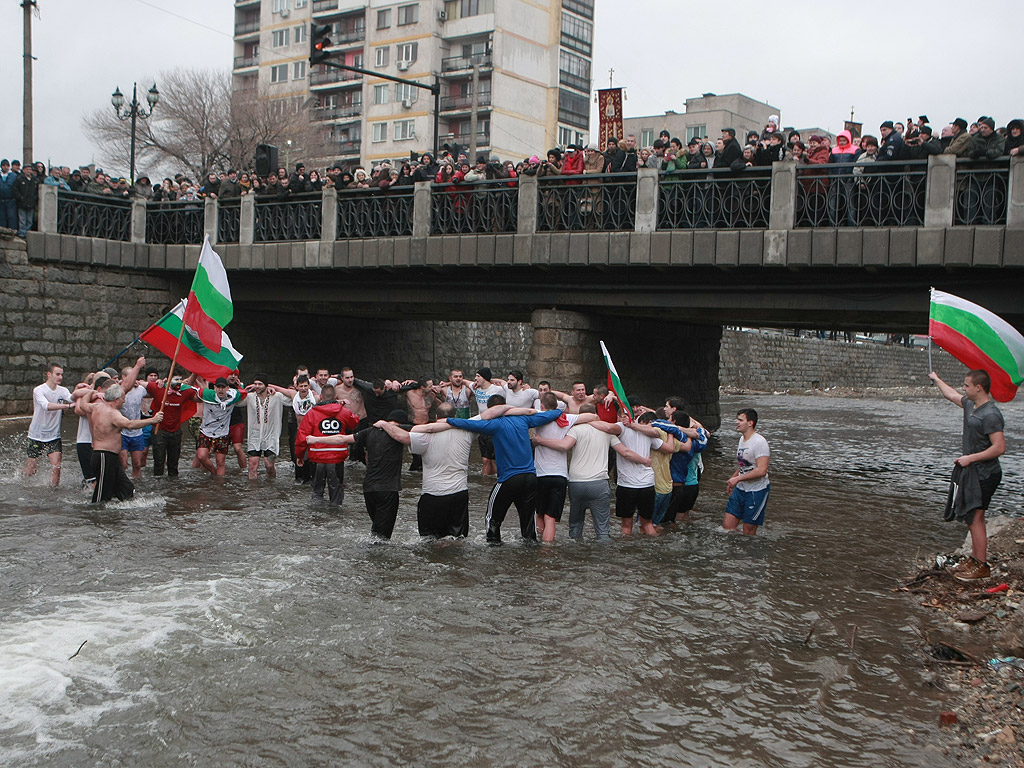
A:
446,400,563,543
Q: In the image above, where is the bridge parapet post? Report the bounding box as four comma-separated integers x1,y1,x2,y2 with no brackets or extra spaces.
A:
924,154,956,227
130,199,146,244
1008,155,1024,229
239,195,255,245
37,185,58,234
413,181,432,237
528,308,601,386
204,197,219,245
517,174,538,234
635,168,659,233
321,187,338,241
768,161,796,230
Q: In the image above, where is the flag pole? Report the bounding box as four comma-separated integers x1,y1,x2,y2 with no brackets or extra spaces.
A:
927,286,934,382
99,300,184,371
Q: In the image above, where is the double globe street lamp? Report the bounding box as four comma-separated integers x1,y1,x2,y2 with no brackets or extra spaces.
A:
111,82,159,185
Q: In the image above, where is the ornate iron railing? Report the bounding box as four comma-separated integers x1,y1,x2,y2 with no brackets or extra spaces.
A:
255,195,323,242
536,173,636,232
218,199,241,244
145,202,205,245
431,179,518,234
658,169,772,229
955,161,1009,226
795,160,928,227
57,191,132,240
337,187,414,239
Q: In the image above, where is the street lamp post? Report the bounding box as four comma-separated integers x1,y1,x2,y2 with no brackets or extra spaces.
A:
111,81,159,185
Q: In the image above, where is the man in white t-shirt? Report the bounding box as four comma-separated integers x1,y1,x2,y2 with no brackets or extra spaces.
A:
24,363,74,486
117,357,148,478
374,402,474,538
243,374,291,479
723,407,771,535
615,410,676,536
501,370,539,408
471,367,504,476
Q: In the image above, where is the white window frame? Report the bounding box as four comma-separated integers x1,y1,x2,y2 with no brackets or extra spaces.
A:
294,0,307,7
373,84,390,105
293,61,306,80
394,119,416,141
270,64,289,83
397,3,419,25
375,46,389,68
273,0,290,13
272,29,290,47
372,122,388,143
377,9,391,28
394,83,418,104
294,24,307,43
395,42,418,65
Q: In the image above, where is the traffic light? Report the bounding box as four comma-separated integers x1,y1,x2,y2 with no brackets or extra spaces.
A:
310,23,332,65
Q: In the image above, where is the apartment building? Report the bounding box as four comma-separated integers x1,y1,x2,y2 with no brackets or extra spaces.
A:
232,0,595,167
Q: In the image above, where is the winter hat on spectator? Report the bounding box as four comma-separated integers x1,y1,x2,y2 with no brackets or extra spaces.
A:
1008,119,1024,133
585,143,599,151
880,121,894,130
528,155,540,164
953,118,968,131
687,137,700,146
295,162,305,171
979,117,996,130
767,114,780,126
476,367,493,381
808,134,823,143
919,125,933,137
919,115,929,123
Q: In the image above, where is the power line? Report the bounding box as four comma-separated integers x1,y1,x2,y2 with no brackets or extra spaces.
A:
129,0,233,39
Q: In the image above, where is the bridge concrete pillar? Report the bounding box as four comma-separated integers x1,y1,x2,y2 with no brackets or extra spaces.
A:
528,309,601,387
635,167,659,233
321,187,338,242
37,185,58,234
413,181,432,237
517,174,538,234
1008,155,1024,229
924,154,956,227
768,161,797,230
240,194,255,245
130,199,146,244
204,197,219,245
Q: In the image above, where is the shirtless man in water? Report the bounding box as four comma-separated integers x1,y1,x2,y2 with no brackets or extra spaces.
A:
78,382,164,502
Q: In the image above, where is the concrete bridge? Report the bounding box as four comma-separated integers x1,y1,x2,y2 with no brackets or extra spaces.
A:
9,156,1024,427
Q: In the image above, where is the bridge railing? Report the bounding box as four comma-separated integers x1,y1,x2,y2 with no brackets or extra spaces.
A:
39,156,1024,249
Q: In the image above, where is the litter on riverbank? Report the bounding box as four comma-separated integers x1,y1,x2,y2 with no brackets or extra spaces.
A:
903,517,1024,766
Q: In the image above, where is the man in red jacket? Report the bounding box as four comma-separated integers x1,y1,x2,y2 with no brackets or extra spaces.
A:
295,384,359,505
146,373,198,477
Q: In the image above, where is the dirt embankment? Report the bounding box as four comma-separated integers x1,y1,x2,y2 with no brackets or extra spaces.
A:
903,517,1024,766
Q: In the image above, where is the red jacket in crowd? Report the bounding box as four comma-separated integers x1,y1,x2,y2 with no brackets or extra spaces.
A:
295,401,360,464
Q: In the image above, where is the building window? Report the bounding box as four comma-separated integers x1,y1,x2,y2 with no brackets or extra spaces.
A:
272,0,289,13
561,0,593,19
560,12,592,55
372,122,388,143
270,64,289,83
293,61,306,80
394,119,416,140
375,46,389,67
272,29,290,47
374,84,390,104
558,50,590,92
394,82,418,104
294,0,306,7
557,88,589,129
395,42,418,65
397,3,418,25
294,25,306,43
377,9,391,29
640,129,654,147
352,53,363,68
444,0,494,19
686,125,706,142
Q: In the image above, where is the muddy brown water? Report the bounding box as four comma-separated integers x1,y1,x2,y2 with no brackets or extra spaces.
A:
1,393,1020,767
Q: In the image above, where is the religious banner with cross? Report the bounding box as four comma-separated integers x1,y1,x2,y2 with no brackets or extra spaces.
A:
598,88,624,149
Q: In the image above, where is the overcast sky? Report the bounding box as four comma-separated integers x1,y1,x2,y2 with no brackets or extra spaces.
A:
1,0,1021,172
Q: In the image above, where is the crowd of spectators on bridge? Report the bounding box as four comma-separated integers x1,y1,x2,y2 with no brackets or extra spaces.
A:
2,112,1022,238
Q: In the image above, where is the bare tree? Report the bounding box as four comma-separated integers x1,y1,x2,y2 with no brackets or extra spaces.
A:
83,67,331,180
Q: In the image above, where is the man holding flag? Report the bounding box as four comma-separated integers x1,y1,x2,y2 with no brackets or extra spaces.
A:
927,288,1020,582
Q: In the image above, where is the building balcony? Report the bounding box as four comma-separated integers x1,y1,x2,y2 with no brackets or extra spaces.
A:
440,53,492,74
440,129,490,147
311,104,363,122
439,92,492,113
559,70,590,93
312,0,340,16
234,54,259,70
309,68,362,88
328,28,366,48
234,19,260,38
332,139,361,156
235,0,259,7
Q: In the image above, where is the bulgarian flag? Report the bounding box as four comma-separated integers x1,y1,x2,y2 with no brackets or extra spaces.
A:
183,235,233,353
140,300,243,382
600,340,634,422
929,288,1024,402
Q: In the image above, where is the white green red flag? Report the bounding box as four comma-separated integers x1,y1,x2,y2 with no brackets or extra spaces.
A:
600,340,634,421
141,300,243,382
929,288,1024,402
182,235,233,353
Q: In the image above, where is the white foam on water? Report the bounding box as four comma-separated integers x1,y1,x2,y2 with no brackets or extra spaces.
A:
0,572,290,762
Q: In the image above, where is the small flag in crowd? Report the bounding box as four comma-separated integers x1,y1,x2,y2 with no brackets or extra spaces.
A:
600,340,634,422
141,299,243,382
929,288,1024,402
182,235,233,353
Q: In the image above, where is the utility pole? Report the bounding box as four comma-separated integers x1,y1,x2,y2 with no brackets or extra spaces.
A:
22,0,37,164
469,63,479,162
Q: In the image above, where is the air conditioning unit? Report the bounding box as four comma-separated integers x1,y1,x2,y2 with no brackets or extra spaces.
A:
401,99,413,109
396,61,409,71
280,6,289,16
437,10,447,21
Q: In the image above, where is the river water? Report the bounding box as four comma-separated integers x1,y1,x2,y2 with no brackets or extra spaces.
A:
1,393,1020,768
